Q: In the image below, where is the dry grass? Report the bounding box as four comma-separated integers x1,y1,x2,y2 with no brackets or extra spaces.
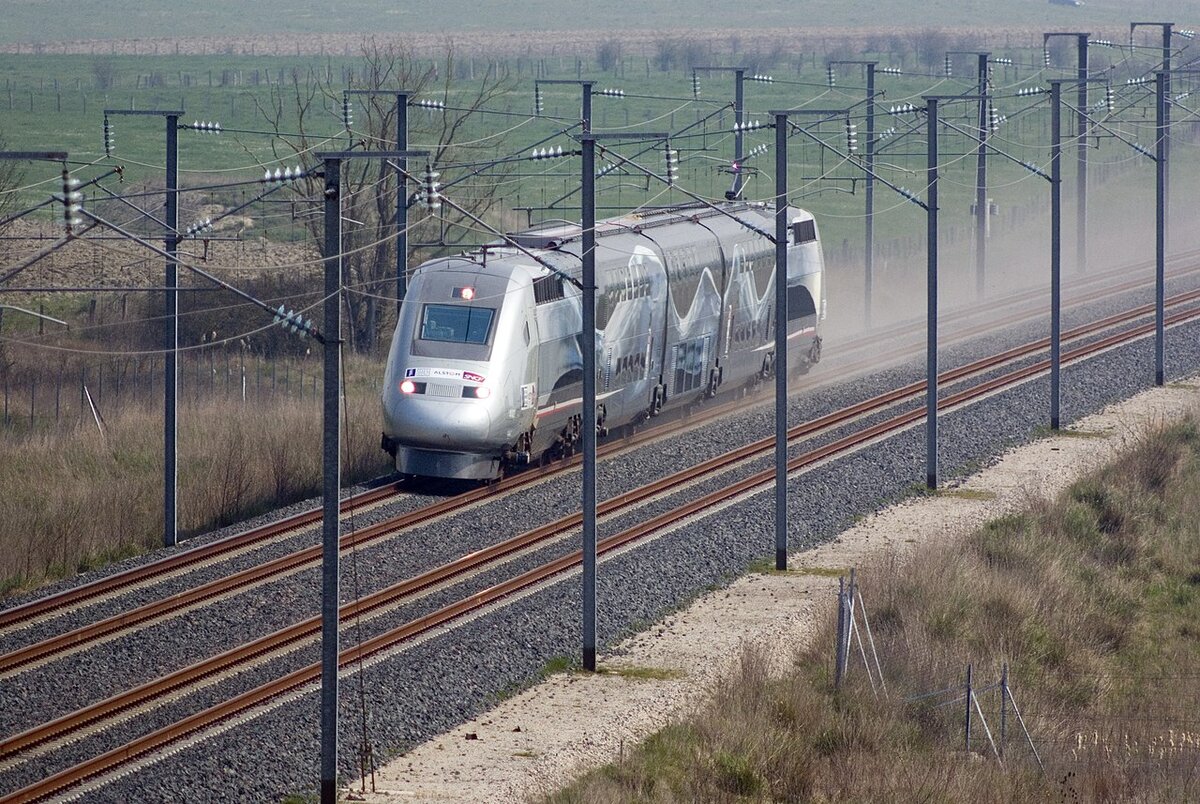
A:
548,415,1200,803
0,376,389,596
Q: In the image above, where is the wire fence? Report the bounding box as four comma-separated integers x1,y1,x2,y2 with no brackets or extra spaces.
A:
0,351,328,435
832,569,1200,779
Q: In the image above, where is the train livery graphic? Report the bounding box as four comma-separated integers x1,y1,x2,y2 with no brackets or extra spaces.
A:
381,202,826,480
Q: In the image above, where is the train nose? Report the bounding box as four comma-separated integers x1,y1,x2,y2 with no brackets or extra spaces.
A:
384,393,496,452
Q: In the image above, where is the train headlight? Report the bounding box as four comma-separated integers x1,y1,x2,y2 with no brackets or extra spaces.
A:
474,386,492,399
400,379,417,394
453,286,476,300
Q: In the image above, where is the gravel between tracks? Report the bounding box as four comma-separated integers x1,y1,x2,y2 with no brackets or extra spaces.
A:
4,276,1200,801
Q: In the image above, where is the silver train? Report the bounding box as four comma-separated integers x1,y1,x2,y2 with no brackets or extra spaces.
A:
380,201,826,480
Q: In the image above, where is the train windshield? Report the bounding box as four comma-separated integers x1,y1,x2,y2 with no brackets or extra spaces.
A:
419,304,495,344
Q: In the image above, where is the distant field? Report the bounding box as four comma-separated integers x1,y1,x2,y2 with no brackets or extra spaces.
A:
0,0,1187,49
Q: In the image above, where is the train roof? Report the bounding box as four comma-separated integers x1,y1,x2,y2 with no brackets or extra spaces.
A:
505,201,804,250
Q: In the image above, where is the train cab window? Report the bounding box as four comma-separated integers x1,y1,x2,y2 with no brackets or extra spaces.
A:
420,304,495,344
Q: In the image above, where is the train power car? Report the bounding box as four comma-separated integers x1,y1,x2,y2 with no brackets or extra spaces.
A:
380,201,826,480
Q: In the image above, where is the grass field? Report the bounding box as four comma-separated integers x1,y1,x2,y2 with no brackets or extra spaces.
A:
0,0,1189,44
0,355,389,596
549,414,1200,802
2,36,1195,261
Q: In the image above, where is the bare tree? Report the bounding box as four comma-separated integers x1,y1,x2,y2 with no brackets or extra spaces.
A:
253,39,515,352
596,39,622,74
910,29,951,71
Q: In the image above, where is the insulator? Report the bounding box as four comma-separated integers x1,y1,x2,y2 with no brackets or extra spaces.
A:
663,147,679,185
826,65,836,87
691,73,701,98
341,98,353,127
535,86,544,115
420,164,442,210
103,117,115,156
61,169,83,234
877,67,902,75
944,55,953,77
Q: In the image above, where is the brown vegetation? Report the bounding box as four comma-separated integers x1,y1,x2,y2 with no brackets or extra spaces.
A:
549,414,1200,802
0,359,389,596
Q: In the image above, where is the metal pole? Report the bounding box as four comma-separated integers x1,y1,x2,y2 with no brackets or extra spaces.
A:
774,112,789,571
975,55,988,299
864,65,876,328
1161,26,1171,250
163,114,179,548
925,98,939,490
1076,35,1088,275
733,70,745,198
999,662,1009,757
965,664,974,752
581,82,593,133
396,92,409,307
834,577,847,688
1156,71,1166,387
1051,82,1062,429
320,156,343,804
581,135,597,672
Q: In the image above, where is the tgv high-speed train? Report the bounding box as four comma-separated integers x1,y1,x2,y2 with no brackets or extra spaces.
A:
381,201,826,480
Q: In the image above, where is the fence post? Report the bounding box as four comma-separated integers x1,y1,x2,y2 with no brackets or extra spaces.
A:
55,369,61,422
999,663,1008,758
965,664,973,752
835,576,854,691
30,377,36,427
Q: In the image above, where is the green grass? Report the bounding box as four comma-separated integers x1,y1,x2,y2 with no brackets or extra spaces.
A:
749,558,848,576
596,664,684,681
4,34,1198,263
0,0,1188,42
937,487,998,500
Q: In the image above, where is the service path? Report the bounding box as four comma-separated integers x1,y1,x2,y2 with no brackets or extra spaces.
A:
354,377,1200,803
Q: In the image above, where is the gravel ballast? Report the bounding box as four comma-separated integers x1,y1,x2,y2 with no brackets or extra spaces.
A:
36,283,1200,802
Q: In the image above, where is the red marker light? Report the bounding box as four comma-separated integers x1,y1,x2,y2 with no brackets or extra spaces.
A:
400,379,416,394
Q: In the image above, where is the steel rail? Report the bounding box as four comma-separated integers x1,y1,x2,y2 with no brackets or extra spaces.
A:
7,301,1197,804
4,281,1199,678
5,243,1197,636
4,291,1197,774
0,481,403,630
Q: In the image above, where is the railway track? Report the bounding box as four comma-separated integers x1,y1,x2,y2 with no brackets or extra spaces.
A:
4,245,1196,646
3,287,1199,803
4,279,1199,680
